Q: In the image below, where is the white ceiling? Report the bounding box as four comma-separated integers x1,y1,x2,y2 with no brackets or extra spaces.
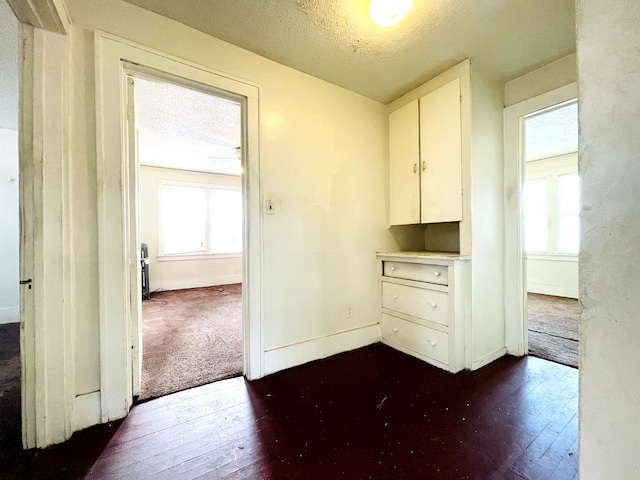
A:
134,76,242,175
123,0,576,103
525,102,578,161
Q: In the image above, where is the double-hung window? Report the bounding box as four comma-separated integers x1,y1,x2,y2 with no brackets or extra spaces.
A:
524,154,579,255
159,180,242,258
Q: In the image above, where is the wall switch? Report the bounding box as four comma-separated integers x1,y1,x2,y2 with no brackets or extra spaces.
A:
266,199,275,215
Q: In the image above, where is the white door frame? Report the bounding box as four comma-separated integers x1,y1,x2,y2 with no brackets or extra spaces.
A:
94,31,263,422
503,82,578,355
123,65,252,398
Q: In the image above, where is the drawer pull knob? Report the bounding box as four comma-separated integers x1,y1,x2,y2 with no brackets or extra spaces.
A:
390,266,397,271
434,271,441,277
427,339,437,347
393,328,398,333
430,303,437,308
392,295,398,300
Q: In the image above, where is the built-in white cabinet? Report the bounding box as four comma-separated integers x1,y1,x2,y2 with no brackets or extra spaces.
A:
389,78,462,226
377,252,469,373
382,59,507,373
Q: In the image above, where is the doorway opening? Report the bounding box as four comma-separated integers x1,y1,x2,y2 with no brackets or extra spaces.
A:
522,100,579,368
128,74,245,401
0,0,21,464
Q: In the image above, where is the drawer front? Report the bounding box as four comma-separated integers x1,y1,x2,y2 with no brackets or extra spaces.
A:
382,282,449,326
382,314,449,365
383,261,448,285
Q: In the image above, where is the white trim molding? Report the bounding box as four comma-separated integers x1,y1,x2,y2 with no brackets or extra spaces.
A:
264,324,381,375
19,24,74,448
151,274,243,293
0,306,20,324
94,31,263,424
6,0,70,35
503,82,578,356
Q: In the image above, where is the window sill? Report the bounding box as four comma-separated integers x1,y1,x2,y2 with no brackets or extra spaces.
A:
526,253,578,262
156,253,242,262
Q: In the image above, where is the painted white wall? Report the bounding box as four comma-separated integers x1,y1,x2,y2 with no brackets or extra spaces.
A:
577,0,640,478
62,0,402,402
0,0,18,130
468,66,506,367
139,166,242,291
0,1,19,325
0,129,19,324
527,255,578,298
504,53,576,107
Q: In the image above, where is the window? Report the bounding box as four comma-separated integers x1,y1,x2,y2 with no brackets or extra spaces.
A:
159,181,242,257
524,178,548,252
524,155,579,255
558,173,580,254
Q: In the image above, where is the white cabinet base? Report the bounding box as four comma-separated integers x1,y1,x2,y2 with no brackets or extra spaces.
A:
377,252,470,373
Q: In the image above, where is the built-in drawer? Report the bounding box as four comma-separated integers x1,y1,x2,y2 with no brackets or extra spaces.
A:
382,282,449,326
383,261,448,286
382,313,449,365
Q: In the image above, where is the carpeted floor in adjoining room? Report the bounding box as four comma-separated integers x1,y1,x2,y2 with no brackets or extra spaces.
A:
140,284,243,401
528,293,580,368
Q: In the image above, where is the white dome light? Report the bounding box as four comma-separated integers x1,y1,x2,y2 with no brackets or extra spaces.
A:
369,0,414,27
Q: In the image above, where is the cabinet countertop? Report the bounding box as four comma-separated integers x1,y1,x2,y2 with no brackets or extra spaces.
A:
376,251,471,261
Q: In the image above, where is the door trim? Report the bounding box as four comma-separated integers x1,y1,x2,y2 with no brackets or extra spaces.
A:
19,23,74,448
503,82,578,355
94,31,263,422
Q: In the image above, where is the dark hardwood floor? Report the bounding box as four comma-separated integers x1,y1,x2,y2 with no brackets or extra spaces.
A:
1,343,578,479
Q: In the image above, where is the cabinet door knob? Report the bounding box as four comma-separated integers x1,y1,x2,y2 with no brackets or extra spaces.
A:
393,328,399,333
434,271,441,277
427,339,437,347
430,302,437,308
413,163,418,173
392,295,398,300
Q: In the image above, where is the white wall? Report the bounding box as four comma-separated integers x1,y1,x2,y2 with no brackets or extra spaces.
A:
527,255,578,298
0,0,18,130
577,0,640,478
0,129,19,324
525,153,579,298
504,53,576,107
469,66,506,367
0,1,19,325
62,0,401,402
139,166,242,291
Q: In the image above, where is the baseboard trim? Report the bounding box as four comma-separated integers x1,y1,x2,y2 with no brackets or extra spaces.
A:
470,347,508,371
151,274,242,292
0,306,19,324
73,391,101,432
528,283,578,299
264,324,381,376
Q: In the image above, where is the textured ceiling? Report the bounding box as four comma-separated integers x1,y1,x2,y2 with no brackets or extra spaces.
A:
134,76,242,175
123,0,576,103
526,102,578,161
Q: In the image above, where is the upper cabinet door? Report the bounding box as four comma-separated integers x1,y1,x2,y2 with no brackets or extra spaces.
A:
419,78,463,224
389,100,420,226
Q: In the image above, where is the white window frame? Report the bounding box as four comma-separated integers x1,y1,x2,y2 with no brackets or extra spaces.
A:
525,153,578,256
157,179,242,261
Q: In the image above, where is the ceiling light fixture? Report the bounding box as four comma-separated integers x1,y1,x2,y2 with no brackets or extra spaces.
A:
368,0,414,27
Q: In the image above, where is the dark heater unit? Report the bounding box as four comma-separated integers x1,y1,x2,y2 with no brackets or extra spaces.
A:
141,243,151,300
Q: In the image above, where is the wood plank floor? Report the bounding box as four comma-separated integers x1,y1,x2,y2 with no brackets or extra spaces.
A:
1,344,578,479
